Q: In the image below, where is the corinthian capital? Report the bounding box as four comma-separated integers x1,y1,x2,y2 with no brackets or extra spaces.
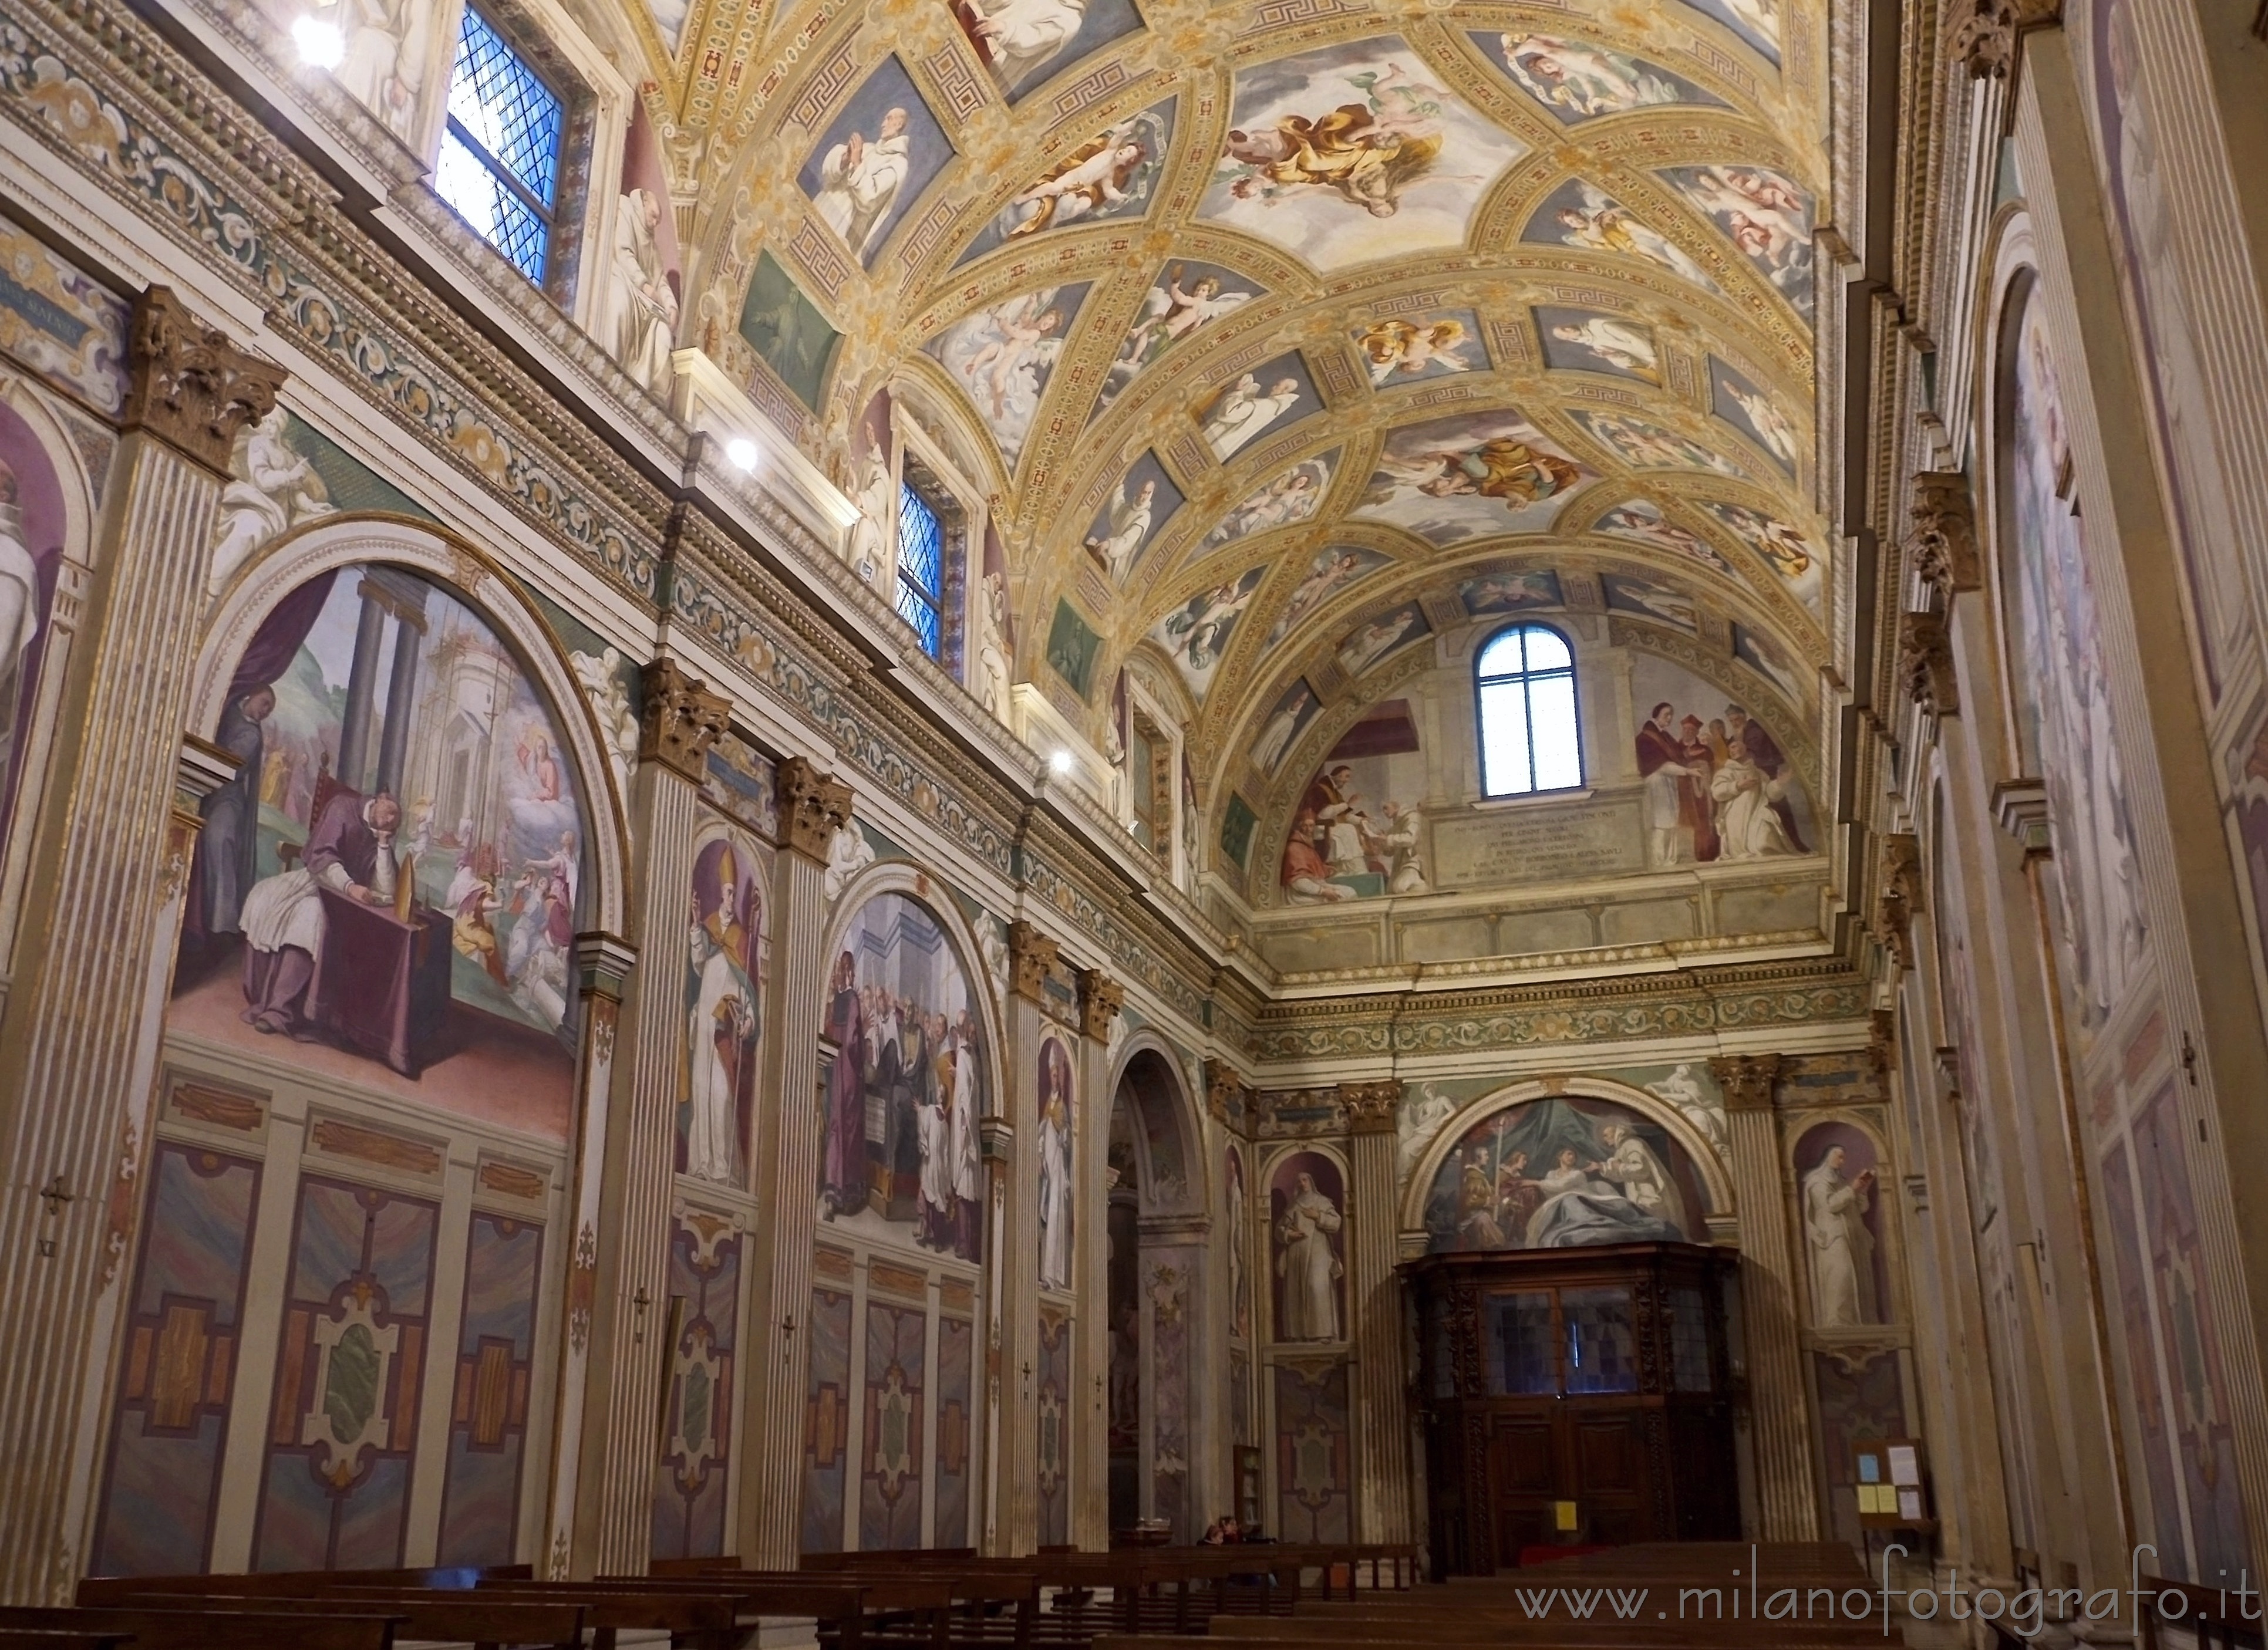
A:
1909,471,1980,599
1899,610,1960,717
1950,0,2061,79
1708,1052,1782,1112
123,288,287,473
776,755,853,862
1076,967,1124,1041
1341,1081,1401,1135
638,656,732,782
1006,920,1059,1004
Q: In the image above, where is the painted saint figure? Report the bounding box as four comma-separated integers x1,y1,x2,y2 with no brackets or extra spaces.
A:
1803,1144,1879,1325
237,787,402,1037
821,951,868,1214
1037,1038,1074,1289
1275,1170,1343,1340
685,844,758,1185
814,108,912,260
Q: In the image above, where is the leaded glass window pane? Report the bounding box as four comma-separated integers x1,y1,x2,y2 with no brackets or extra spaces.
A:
1484,1290,1558,1395
1562,1285,1637,1394
1669,1284,1713,1393
436,6,562,284
895,483,944,659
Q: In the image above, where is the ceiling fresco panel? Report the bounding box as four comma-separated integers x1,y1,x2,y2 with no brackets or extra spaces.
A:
1092,259,1267,422
1201,450,1339,553
796,55,958,268
946,0,1147,104
1197,349,1320,461
1083,448,1185,581
1479,32,1726,124
955,97,1176,262
925,281,1093,469
1199,38,1527,272
1354,409,1589,544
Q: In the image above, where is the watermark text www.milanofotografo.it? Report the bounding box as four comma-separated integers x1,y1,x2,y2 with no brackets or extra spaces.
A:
1485,1546,2260,1638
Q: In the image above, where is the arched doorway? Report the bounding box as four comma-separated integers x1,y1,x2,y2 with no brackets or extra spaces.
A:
1105,1048,1204,1540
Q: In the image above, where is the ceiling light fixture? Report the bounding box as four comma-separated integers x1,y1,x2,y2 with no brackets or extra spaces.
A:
292,15,345,67
726,437,759,471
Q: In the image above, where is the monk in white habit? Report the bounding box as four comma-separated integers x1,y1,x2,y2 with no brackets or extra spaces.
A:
1803,1143,1879,1325
1275,1171,1343,1340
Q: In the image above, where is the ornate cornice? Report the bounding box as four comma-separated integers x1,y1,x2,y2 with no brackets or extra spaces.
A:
1709,1052,1782,1112
1341,1081,1401,1136
1898,609,1960,717
638,656,732,784
1949,0,2063,80
1875,832,1922,970
1992,778,2053,861
122,287,284,473
1076,967,1124,1042
776,755,854,863
1006,920,1060,1005
1909,471,1980,599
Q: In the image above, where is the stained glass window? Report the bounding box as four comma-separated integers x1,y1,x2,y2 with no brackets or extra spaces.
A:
1483,1290,1557,1395
895,482,945,658
434,5,563,284
1562,1286,1638,1394
1476,622,1582,797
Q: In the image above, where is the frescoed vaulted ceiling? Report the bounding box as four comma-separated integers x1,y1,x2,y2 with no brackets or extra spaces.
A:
622,0,1829,851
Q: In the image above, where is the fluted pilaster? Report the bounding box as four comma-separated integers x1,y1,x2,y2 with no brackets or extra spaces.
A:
572,674,720,1572
1344,1081,1412,1543
1709,1054,1820,1540
739,757,851,1565
1072,969,1120,1550
0,290,281,1601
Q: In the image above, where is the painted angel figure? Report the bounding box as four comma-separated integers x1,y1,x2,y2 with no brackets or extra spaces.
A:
1546,184,1720,291
1005,132,1147,238
958,291,1067,422
1721,377,1799,465
1355,316,1474,384
1376,437,1582,508
1220,63,1454,217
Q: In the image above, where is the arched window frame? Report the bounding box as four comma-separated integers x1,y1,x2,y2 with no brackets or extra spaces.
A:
1472,621,1584,798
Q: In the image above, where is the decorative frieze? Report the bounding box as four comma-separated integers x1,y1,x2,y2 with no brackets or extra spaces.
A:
775,755,854,863
1908,471,1980,598
1007,920,1061,1004
122,288,285,474
1898,609,1960,717
1710,1052,1782,1112
1949,0,2061,79
1076,967,1124,1041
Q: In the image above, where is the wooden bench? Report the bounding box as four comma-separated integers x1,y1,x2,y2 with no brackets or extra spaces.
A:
0,1608,397,1650
82,1591,584,1650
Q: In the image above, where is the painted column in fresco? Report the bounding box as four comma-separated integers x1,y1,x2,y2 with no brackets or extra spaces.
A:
568,658,729,1573
0,290,284,1595
1072,968,1122,1548
1342,1082,1412,1543
1710,1053,1821,1538
1000,920,1058,1553
739,755,852,1566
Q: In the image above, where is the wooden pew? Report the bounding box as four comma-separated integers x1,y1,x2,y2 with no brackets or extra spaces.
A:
0,1607,396,1650
82,1591,584,1650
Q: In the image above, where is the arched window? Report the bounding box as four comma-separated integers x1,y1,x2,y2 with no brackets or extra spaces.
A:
1475,623,1582,797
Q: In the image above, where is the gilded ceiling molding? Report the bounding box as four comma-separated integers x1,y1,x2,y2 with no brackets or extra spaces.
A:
122,288,287,474
638,655,734,782
1909,470,1980,599
776,755,856,863
1898,609,1960,717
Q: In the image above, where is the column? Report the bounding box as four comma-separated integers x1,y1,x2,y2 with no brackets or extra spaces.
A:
1342,1081,1413,1545
371,577,429,799
738,756,852,1565
335,589,388,788
568,657,729,1575
0,289,286,1601
542,932,636,1577
997,921,1057,1554
1708,1053,1821,1540
1071,968,1121,1550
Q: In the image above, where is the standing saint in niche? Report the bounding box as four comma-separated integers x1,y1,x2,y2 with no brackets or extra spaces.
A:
1803,1142,1879,1325
1275,1171,1343,1341
1036,1038,1074,1290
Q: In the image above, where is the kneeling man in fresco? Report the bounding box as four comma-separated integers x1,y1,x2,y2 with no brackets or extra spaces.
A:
238,787,400,1036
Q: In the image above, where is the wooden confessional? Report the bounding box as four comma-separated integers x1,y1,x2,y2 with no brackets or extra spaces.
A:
1402,1242,1743,1571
